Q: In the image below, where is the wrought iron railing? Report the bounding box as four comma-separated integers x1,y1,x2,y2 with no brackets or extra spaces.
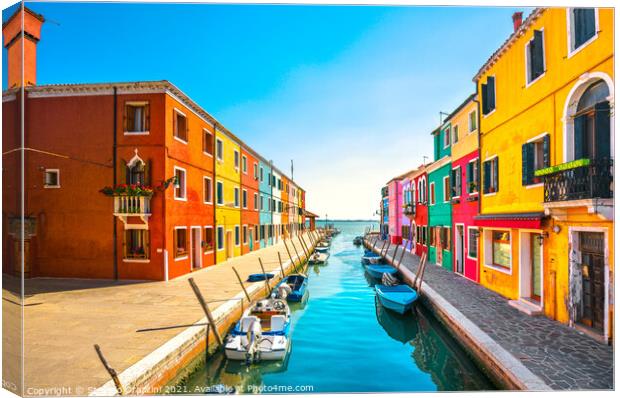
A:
540,158,613,202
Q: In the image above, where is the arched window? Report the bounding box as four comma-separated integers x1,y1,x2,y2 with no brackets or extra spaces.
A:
573,80,611,160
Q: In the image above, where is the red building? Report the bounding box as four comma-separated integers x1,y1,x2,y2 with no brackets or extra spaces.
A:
412,166,429,257
240,147,260,254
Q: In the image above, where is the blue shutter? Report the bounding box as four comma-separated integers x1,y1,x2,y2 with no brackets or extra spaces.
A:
574,114,587,159
483,161,491,193
531,30,544,80
594,101,611,159
487,77,496,111
481,83,488,114
522,143,531,186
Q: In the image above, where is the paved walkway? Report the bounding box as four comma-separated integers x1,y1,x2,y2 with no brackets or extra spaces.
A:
370,238,613,390
2,233,315,396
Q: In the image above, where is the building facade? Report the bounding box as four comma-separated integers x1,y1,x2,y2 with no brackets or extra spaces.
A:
240,147,260,254
412,166,429,257
387,177,403,244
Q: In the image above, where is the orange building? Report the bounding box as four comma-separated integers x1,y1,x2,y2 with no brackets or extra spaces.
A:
240,147,260,254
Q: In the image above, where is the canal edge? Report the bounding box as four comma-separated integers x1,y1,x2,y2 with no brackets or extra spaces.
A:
89,244,306,396
366,239,552,391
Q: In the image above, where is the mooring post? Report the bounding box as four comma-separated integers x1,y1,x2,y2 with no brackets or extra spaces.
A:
258,258,272,295
232,266,251,303
383,241,391,257
290,239,303,266
277,252,286,277
391,245,399,266
94,344,125,395
283,239,297,270
396,245,407,270
300,234,311,257
188,278,223,346
379,239,386,254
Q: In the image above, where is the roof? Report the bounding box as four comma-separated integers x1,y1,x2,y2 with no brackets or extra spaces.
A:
3,80,302,190
442,93,477,125
303,210,319,218
472,8,544,82
2,6,45,29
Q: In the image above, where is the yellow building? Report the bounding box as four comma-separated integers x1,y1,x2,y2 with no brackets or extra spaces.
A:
474,8,613,342
215,128,242,263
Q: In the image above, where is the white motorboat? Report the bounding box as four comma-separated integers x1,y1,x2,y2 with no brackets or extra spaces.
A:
308,251,330,264
224,298,291,363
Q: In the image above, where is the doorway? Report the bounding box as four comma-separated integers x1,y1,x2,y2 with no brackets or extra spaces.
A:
226,230,234,259
518,232,543,305
190,227,201,269
249,228,254,251
455,225,464,274
529,234,542,302
578,232,605,333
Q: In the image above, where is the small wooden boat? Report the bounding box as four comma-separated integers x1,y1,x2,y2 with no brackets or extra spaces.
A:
375,284,418,314
273,274,308,302
315,245,330,253
365,264,398,279
374,296,419,343
224,298,291,363
353,236,363,245
361,251,383,264
308,251,329,264
247,273,275,282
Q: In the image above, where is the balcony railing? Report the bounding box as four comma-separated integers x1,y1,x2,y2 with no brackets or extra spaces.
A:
539,158,613,203
114,195,152,215
403,204,415,215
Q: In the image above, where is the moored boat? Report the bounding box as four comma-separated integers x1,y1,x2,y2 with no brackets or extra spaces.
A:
308,251,329,264
375,284,418,314
224,298,291,364
247,273,275,282
365,264,398,279
353,236,363,245
273,274,308,302
315,245,330,253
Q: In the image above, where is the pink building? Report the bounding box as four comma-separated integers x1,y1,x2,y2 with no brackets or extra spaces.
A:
387,177,403,245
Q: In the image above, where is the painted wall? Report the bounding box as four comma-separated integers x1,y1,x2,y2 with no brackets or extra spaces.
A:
387,179,402,244
281,175,289,237
428,160,452,270
258,160,272,247
413,172,429,257
272,169,282,243
240,148,259,254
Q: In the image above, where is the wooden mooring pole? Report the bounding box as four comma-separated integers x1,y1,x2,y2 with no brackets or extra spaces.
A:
290,239,303,265
94,344,125,395
277,252,286,277
396,245,407,270
188,278,223,346
258,258,272,295
283,239,297,270
232,266,251,303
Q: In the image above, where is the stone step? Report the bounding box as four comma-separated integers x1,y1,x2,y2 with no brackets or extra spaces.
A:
508,299,543,316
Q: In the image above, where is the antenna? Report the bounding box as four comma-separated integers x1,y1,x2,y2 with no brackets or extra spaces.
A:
291,159,294,181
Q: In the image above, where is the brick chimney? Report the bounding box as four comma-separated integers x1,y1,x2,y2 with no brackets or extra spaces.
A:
2,5,45,88
512,11,523,33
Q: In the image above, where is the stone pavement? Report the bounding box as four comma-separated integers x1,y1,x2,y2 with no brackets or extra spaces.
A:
2,233,314,396
371,238,613,390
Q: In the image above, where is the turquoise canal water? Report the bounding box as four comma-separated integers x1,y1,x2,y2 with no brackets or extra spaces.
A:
180,221,495,393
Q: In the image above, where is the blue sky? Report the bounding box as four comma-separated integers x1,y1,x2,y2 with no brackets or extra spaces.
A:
3,2,529,219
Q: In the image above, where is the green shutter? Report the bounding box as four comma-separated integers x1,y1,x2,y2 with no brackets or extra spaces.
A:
481,83,488,114
522,143,534,185
144,159,152,186
483,161,491,193
574,114,587,159
594,101,611,159
487,77,496,111
119,159,127,184
542,135,550,167
493,158,499,191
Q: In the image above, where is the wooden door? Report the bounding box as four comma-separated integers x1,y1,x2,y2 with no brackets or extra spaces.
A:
579,232,605,332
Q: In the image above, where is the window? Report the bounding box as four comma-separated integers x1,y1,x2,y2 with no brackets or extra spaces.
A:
216,181,224,205
466,159,479,194
260,225,265,240
254,225,259,241
174,227,188,258
260,196,264,211
203,129,213,155
235,225,240,246
526,30,545,84
468,110,477,132
491,230,511,269
443,127,451,148
204,227,214,252
242,225,248,245
124,102,149,133
417,178,426,203
467,227,478,259
481,76,496,115
260,167,264,182
254,193,258,210
522,135,550,185
124,230,150,260
203,176,213,204
234,150,240,170
452,125,459,144
216,138,223,161
242,155,247,174
242,189,248,208
451,167,461,198
44,169,60,188
216,226,224,251
234,187,240,208
429,183,435,205
483,157,499,194
253,163,258,180
268,225,273,238
443,176,451,202
570,8,596,52
573,81,611,160
173,109,188,142
127,160,146,185
174,167,186,200
440,227,451,250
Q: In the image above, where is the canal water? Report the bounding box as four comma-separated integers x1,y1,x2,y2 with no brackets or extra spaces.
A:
180,221,496,393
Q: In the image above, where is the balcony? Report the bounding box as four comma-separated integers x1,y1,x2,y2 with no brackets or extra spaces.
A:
538,158,613,220
113,195,152,227
403,204,415,216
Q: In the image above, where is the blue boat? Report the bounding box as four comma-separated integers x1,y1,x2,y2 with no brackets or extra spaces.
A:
315,246,330,253
361,251,383,264
375,284,418,314
273,274,308,302
365,264,398,279
247,273,275,282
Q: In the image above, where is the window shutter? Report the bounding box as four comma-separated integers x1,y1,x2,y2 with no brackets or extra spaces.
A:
483,161,491,193
172,111,177,137
522,143,533,185
144,159,152,186
123,105,130,132
574,8,596,48
531,30,544,80
119,159,127,184
574,114,587,159
594,101,611,159
481,83,488,114
487,77,496,111
173,229,177,257
144,103,150,131
542,135,550,167
493,158,499,191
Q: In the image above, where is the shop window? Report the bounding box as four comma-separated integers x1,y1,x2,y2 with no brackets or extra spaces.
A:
491,230,511,269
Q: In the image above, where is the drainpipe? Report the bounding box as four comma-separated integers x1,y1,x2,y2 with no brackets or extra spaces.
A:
213,122,218,265
112,87,118,280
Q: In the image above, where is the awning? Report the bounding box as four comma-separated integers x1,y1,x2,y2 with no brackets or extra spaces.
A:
473,212,544,229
